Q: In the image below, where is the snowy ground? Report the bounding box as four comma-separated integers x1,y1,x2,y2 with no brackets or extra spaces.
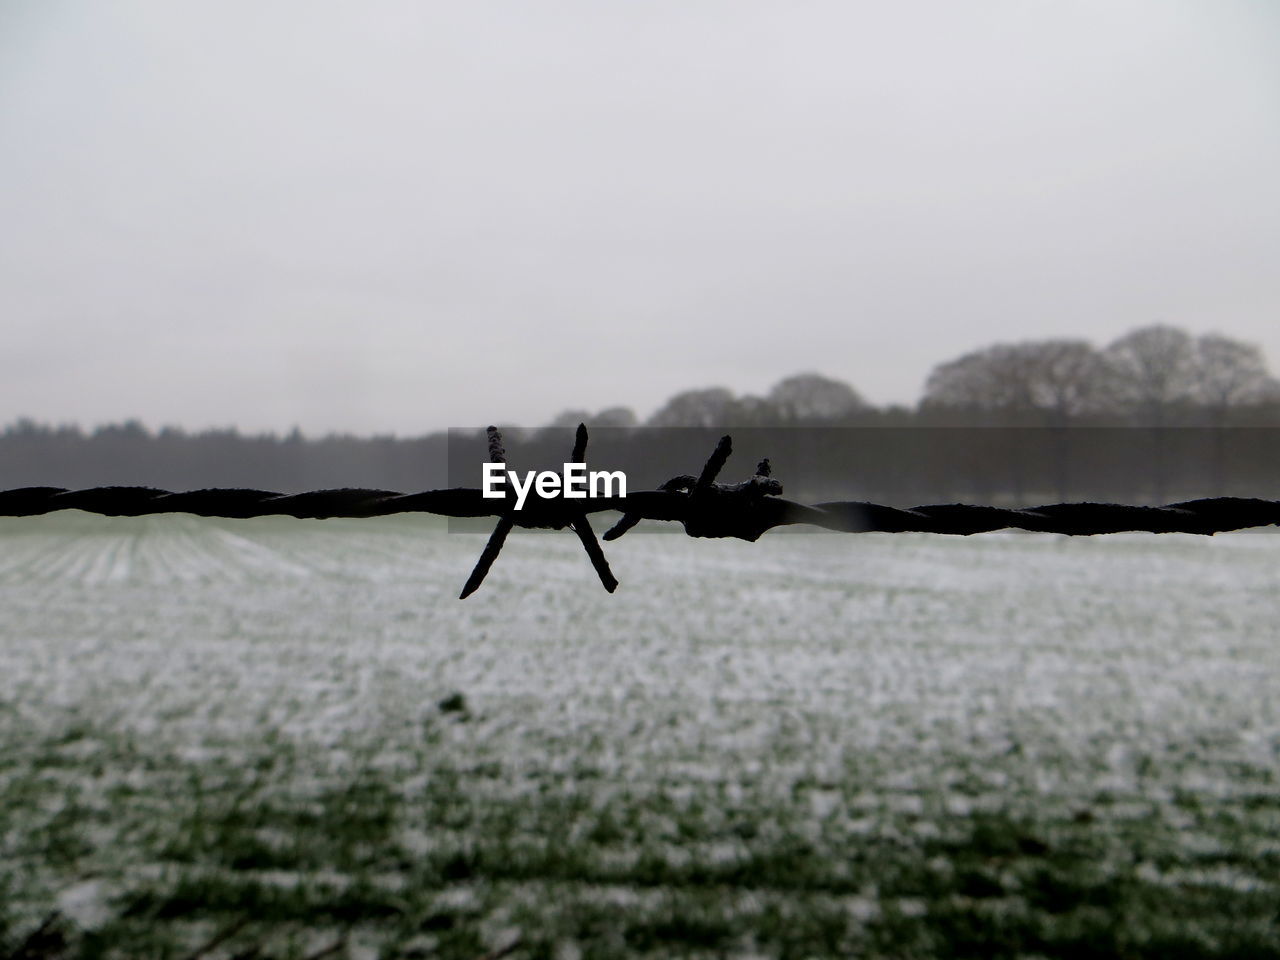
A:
0,512,1277,958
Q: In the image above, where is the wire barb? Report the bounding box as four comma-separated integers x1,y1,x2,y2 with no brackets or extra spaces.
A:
605,436,786,543
459,515,513,599
696,435,733,491
486,425,506,464
457,424,617,597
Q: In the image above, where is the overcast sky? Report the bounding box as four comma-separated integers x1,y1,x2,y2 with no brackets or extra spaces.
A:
2,1,1277,435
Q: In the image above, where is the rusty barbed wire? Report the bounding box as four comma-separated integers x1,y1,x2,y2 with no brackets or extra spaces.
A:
2,425,1278,597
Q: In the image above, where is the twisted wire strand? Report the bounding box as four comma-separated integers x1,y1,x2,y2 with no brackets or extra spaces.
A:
1,484,1277,536
5,427,1277,596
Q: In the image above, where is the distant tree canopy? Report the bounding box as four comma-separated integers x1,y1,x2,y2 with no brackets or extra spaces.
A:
645,374,868,427
1104,325,1199,421
623,327,1277,430
547,406,639,429
922,340,1110,425
647,387,739,427
594,406,639,428
767,373,867,422
922,325,1279,426
636,327,1277,429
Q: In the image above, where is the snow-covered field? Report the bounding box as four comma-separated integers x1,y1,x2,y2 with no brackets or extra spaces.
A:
1,512,1277,958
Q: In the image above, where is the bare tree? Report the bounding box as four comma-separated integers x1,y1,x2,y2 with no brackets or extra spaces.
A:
1190,333,1278,425
1187,332,1279,493
922,339,1112,498
922,344,1033,415
647,387,738,427
923,340,1109,425
547,406,638,429
766,372,867,423
1101,324,1207,500
593,406,638,428
728,394,776,426
1021,340,1113,425
1102,325,1197,424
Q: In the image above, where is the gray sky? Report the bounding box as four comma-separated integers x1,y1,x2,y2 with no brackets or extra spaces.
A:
3,1,1277,435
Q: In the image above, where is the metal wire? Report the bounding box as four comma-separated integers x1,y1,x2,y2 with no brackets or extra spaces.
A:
4,426,1277,596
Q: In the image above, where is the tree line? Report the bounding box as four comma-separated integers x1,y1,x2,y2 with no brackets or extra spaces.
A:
3,324,1279,501
608,325,1280,430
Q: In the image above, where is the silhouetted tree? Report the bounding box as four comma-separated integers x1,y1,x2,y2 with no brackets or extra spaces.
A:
544,406,635,429
1101,325,1202,499
1102,325,1197,425
923,340,1109,426
766,373,866,423
1021,341,1113,425
731,395,776,426
1190,333,1278,425
923,339,1112,497
647,387,738,427
1187,332,1279,493
922,344,1033,417
592,406,638,428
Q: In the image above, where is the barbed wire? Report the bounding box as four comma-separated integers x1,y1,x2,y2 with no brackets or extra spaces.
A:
3,425,1278,597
